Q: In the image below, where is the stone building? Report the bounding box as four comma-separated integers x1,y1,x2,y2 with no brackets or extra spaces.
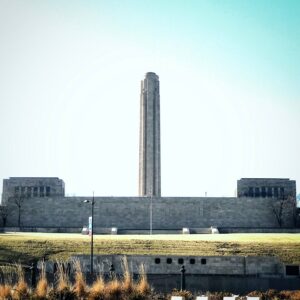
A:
0,73,298,230
237,178,296,199
1,177,65,205
139,72,161,197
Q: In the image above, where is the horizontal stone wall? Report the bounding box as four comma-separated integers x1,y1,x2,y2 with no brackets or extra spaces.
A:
4,196,294,229
220,228,300,233
50,255,282,276
149,275,300,294
39,255,299,293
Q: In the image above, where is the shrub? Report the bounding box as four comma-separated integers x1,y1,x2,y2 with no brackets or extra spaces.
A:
0,283,12,299
169,289,193,300
207,291,232,300
264,289,280,300
35,261,50,299
121,257,134,295
12,264,29,300
105,278,122,300
53,261,75,300
134,265,150,297
89,276,105,300
279,290,300,300
72,259,88,298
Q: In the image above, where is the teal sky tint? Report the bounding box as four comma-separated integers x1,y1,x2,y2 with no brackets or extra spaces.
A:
0,0,299,197
41,0,300,102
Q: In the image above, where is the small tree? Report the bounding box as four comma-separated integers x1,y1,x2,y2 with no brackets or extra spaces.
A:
13,196,24,228
0,205,9,227
272,195,298,227
272,197,285,227
288,196,300,227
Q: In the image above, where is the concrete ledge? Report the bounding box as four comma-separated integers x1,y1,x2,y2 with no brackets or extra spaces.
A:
1,226,300,234
0,227,110,234
220,227,300,233
190,228,212,234
117,229,182,234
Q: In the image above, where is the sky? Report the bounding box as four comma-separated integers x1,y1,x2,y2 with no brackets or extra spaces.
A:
0,0,299,197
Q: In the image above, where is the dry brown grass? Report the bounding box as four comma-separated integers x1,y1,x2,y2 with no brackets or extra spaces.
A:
55,261,70,293
35,278,48,299
120,256,134,295
169,289,193,300
0,265,14,299
13,278,29,299
290,290,300,300
284,290,300,300
1,233,300,265
72,258,88,299
12,264,29,300
247,289,300,300
0,284,12,299
89,276,105,300
2,258,300,299
35,261,50,299
135,265,150,296
105,279,122,299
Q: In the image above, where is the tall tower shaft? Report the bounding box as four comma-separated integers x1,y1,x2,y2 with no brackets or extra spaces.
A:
139,72,161,197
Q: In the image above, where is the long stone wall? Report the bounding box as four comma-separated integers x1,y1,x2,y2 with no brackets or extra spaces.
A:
39,255,300,293
4,196,294,229
70,255,284,276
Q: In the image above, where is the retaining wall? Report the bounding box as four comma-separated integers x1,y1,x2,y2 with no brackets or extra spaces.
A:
5,196,294,229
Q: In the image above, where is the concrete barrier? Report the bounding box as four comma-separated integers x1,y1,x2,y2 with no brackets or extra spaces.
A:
182,227,190,234
111,227,118,235
211,226,219,234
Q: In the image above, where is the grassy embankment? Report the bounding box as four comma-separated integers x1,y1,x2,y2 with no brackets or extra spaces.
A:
0,232,300,264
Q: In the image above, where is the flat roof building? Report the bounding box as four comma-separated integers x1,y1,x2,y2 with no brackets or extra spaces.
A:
1,177,65,205
237,178,296,200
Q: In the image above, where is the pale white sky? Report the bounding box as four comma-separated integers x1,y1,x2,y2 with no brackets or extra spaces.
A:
0,1,299,197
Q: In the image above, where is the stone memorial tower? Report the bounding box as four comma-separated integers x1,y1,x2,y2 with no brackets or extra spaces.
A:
139,72,161,197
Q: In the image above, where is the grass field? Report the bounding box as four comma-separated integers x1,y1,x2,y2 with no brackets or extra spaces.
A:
1,232,300,264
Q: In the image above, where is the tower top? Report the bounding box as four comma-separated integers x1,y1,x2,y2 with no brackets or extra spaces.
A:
145,72,159,79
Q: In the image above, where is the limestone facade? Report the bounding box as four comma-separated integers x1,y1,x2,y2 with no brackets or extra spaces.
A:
4,195,295,229
72,254,284,276
139,72,161,197
0,74,298,230
1,177,65,205
237,178,296,199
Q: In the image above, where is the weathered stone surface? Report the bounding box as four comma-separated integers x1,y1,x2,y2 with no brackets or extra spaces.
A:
237,178,296,199
4,196,294,229
139,72,161,197
1,74,297,232
1,177,65,205
67,254,284,276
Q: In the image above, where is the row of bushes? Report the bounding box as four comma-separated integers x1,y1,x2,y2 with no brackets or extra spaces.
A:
172,289,300,300
0,259,151,299
0,259,300,299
